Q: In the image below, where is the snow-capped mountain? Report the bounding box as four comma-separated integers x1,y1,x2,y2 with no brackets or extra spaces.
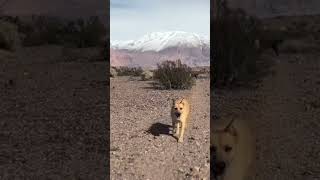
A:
110,31,210,67
111,31,209,52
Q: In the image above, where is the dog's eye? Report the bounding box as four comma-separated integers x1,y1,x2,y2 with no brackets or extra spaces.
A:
179,108,183,110
174,108,178,110
224,145,232,152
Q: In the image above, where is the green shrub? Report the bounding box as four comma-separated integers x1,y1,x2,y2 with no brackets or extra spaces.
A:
154,60,194,90
0,20,21,51
212,0,261,87
116,66,143,76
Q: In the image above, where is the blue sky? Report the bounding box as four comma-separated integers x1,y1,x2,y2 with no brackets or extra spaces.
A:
111,0,210,40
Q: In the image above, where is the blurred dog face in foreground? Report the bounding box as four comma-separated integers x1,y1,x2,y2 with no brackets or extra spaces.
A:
211,118,255,180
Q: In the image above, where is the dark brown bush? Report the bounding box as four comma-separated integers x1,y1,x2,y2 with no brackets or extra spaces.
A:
154,60,194,90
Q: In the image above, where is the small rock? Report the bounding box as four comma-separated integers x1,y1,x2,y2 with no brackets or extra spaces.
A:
193,166,200,172
196,141,200,146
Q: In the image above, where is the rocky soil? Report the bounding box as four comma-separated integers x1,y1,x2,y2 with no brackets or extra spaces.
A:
111,77,210,180
0,47,109,179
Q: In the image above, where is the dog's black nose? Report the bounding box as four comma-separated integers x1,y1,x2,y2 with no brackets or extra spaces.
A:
214,161,226,176
175,112,181,117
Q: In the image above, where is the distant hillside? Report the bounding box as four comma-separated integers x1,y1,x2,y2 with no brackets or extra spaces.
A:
221,0,320,18
1,0,108,25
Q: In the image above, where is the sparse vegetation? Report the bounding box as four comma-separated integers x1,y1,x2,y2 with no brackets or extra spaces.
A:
110,67,118,77
154,60,194,89
0,20,21,51
116,66,143,76
1,15,106,48
100,40,109,60
212,0,261,87
141,70,154,81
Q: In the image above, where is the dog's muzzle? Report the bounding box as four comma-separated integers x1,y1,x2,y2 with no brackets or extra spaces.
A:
211,146,226,178
213,161,226,176
175,112,181,118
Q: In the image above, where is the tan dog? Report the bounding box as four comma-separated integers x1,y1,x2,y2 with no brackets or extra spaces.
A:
211,118,255,180
171,98,190,143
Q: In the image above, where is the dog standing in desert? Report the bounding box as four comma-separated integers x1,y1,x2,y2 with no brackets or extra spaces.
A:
211,118,256,180
171,98,190,143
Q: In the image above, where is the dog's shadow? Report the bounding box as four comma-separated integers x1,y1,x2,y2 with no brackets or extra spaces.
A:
146,122,173,137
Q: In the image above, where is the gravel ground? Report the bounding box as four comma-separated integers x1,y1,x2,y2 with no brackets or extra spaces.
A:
0,59,109,179
213,52,320,179
111,77,210,180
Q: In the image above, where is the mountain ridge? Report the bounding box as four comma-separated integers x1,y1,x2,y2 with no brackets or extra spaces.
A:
110,31,210,68
111,31,209,52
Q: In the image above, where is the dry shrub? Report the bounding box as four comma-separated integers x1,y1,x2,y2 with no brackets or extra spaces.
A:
116,66,143,76
0,20,21,51
154,60,194,89
212,0,261,87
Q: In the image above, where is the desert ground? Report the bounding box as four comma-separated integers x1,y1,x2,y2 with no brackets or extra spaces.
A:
110,76,210,180
0,46,109,179
213,15,320,180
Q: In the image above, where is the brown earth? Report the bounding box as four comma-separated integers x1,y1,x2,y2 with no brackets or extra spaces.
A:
110,76,210,180
0,46,109,179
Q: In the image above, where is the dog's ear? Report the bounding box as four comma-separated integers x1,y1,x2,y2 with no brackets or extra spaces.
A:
224,119,237,136
179,98,185,106
224,119,234,130
171,98,175,105
226,126,237,136
167,98,174,104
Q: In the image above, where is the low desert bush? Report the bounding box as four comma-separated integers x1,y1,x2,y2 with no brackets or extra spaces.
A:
154,60,194,89
99,40,109,61
212,0,261,87
140,70,154,81
116,66,143,76
110,67,117,77
0,20,21,51
19,15,106,47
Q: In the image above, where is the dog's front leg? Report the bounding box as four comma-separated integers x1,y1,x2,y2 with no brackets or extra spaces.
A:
178,122,185,143
174,121,180,137
172,124,176,134
172,122,177,135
